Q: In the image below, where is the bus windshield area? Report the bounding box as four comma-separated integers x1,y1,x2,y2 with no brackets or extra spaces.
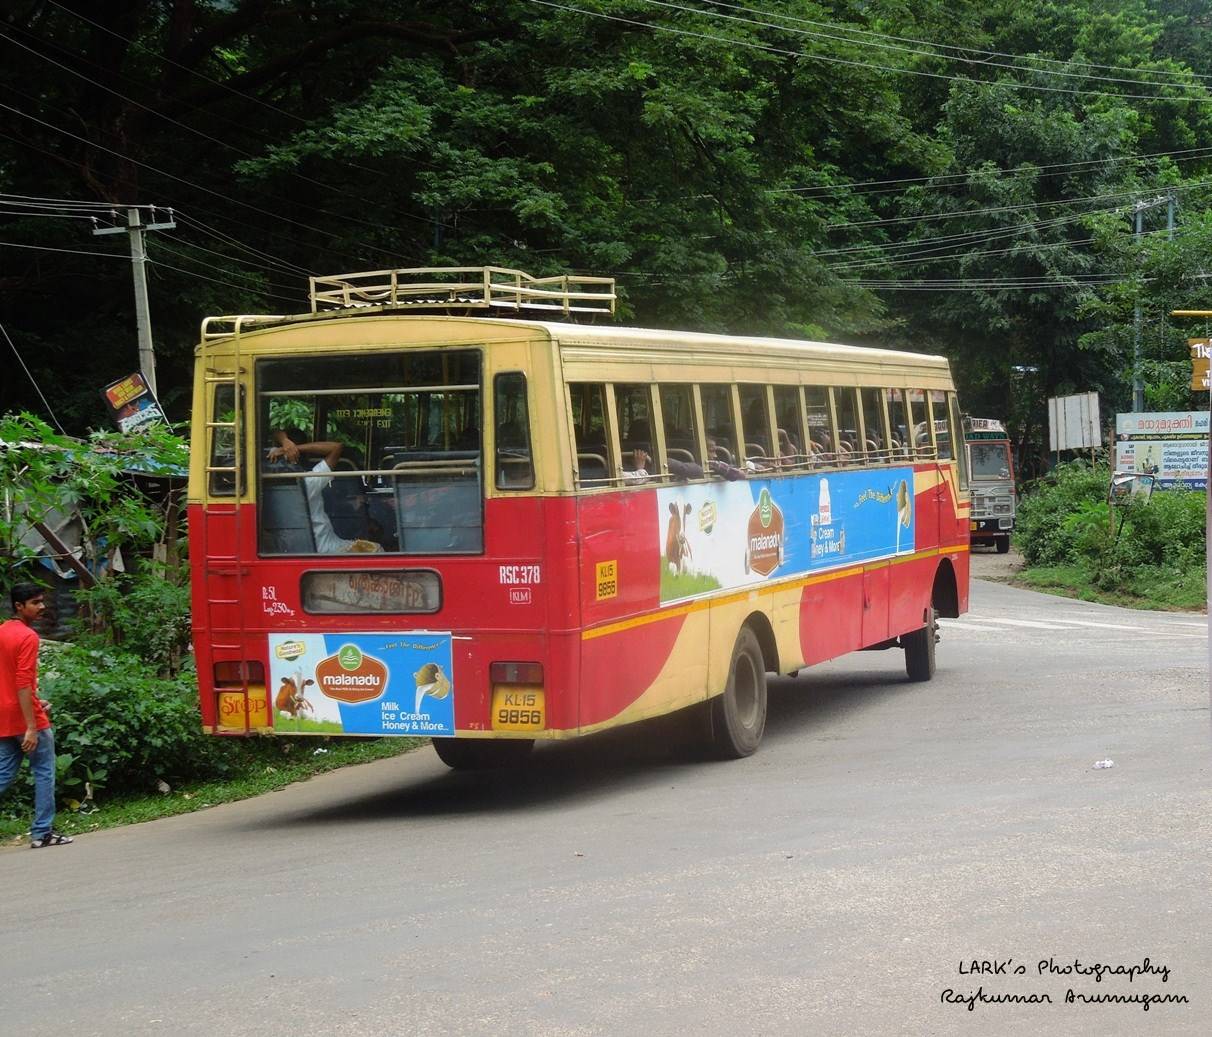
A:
254,349,496,556
968,442,1011,479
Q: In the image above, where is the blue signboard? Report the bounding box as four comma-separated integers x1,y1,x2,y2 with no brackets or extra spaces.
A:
656,467,917,603
267,632,454,736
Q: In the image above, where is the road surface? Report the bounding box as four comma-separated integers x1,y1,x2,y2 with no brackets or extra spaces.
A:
4,575,1209,1036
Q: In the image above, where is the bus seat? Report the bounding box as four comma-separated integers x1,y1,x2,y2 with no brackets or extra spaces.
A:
259,471,316,554
666,447,695,464
576,452,609,483
323,470,367,540
392,462,483,553
745,442,767,458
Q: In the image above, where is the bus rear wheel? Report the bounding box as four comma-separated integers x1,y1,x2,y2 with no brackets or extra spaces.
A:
432,737,534,770
903,606,937,682
709,626,768,758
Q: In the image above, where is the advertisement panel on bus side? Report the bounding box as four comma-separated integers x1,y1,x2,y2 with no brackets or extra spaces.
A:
655,467,916,604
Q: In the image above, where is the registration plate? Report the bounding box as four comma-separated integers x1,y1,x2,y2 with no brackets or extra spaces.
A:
491,687,545,732
970,521,978,531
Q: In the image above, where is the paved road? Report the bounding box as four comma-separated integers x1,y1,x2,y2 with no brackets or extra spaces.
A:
4,577,1209,1037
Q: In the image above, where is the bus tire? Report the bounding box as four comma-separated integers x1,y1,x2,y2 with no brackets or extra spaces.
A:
904,606,937,682
432,737,534,770
709,626,767,758
996,536,1010,554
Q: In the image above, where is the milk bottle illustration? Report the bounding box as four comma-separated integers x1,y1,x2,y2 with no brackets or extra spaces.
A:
818,478,832,526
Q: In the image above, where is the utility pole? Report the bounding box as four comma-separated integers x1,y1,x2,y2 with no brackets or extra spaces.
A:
1168,308,1211,709
1132,194,1176,412
93,206,176,397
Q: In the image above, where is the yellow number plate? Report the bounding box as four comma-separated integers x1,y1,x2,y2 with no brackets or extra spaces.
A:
970,520,978,531
491,686,546,731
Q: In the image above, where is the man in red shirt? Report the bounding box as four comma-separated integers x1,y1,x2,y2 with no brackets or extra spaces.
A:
0,582,71,848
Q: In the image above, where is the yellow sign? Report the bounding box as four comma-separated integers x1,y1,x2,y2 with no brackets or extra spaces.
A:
491,687,545,731
595,559,618,601
1189,338,1212,361
216,687,271,730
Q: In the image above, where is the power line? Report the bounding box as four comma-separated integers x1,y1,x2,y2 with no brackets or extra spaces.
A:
0,239,128,259
150,236,303,296
0,320,67,434
0,25,444,232
653,0,1212,91
0,100,410,265
526,0,1212,105
146,256,303,306
695,0,1212,84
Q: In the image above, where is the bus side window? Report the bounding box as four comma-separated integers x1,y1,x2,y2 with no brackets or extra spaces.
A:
907,389,930,457
885,388,910,456
614,383,658,482
834,388,860,461
209,383,245,496
930,390,954,461
860,387,887,459
494,372,534,490
949,392,969,488
773,385,805,466
738,384,773,462
570,383,610,486
699,384,739,466
804,385,834,460
659,384,702,466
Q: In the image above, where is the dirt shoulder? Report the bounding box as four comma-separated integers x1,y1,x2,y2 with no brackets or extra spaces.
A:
968,543,1026,583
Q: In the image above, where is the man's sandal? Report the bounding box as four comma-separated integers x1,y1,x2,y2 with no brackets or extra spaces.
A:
30,831,73,848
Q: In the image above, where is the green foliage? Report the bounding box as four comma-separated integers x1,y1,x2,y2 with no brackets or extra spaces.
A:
0,413,189,601
1016,459,1206,606
72,565,193,678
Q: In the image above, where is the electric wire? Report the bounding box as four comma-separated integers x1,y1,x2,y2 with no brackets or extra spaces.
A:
0,320,67,434
694,0,1212,84
639,0,1212,91
0,239,129,259
0,100,411,265
0,25,445,232
526,0,1212,105
149,236,304,297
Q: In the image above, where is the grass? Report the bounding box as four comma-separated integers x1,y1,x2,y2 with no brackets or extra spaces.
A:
0,735,425,845
660,566,721,600
1013,564,1207,612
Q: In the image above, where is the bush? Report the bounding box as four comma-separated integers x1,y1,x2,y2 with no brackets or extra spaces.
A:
73,564,192,677
37,645,221,801
1015,459,1207,606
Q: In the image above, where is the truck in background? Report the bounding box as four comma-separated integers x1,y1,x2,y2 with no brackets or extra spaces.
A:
964,417,1015,554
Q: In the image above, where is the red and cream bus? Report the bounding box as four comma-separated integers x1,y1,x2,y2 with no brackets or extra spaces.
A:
189,267,970,766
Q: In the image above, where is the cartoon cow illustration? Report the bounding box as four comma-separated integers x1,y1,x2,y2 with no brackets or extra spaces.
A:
665,501,694,575
276,672,315,719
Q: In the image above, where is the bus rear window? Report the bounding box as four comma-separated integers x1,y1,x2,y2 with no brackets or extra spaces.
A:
256,350,482,556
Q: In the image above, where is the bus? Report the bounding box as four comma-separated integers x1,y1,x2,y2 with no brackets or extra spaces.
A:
963,417,1015,554
189,267,970,766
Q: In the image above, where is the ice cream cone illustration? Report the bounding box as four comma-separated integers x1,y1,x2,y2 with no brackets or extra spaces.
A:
895,479,911,553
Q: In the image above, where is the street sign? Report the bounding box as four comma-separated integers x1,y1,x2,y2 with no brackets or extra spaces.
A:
1190,339,1211,390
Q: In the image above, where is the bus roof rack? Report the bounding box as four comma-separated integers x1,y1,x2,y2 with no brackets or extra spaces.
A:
308,266,616,317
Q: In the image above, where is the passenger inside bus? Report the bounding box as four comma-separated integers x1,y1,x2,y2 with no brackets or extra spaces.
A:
266,430,382,553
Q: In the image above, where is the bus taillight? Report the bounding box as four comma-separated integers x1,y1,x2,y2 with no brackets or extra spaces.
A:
490,661,544,685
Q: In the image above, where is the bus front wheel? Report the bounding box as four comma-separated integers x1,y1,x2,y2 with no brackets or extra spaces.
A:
996,536,1011,554
709,626,768,758
903,606,937,682
432,737,534,770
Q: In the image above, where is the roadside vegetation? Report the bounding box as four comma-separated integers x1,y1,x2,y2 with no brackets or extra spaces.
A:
0,418,422,844
1013,460,1207,611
